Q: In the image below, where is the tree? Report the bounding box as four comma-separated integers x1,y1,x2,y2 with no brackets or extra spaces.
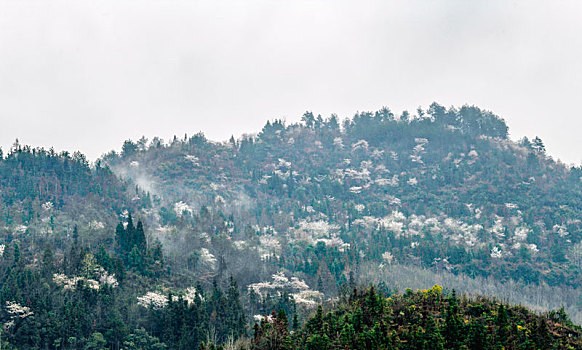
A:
122,140,138,157
443,291,462,349
302,112,315,128
85,332,107,350
123,328,167,350
115,222,127,253
128,245,145,271
495,304,509,345
306,334,330,350
532,136,546,154
41,246,54,278
467,321,487,350
135,220,147,252
225,276,246,338
326,114,340,132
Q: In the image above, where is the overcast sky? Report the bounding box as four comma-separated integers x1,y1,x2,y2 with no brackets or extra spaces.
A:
1,0,581,163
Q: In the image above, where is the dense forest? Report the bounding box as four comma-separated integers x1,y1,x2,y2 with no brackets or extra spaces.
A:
2,103,582,348
251,286,582,350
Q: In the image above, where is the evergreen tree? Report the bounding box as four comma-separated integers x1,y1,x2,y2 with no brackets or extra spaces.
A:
495,304,510,346
443,291,462,349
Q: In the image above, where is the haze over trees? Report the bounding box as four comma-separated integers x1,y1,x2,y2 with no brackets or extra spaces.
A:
2,103,582,349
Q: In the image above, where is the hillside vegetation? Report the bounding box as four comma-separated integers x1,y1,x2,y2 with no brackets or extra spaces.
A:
248,286,582,350
105,104,582,290
2,103,582,349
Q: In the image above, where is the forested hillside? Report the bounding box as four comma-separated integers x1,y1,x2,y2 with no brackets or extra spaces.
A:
2,103,582,349
104,104,582,298
0,142,148,255
249,286,582,350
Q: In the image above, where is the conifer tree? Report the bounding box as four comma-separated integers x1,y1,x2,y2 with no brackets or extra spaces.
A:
495,304,510,345
443,290,462,349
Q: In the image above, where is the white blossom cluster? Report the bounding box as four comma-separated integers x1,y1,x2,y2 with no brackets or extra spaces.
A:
174,201,193,217
253,314,275,323
248,272,318,307
291,220,348,251
253,314,267,322
53,273,100,291
441,218,483,247
41,201,54,211
342,167,371,182
443,150,481,168
278,158,292,168
137,287,203,310
407,177,418,186
5,301,33,318
382,251,394,264
514,226,530,241
291,290,324,307
354,211,494,248
184,155,200,166
375,175,399,187
98,268,119,287
215,195,226,205
3,301,34,330
491,246,503,259
295,220,339,239
258,174,271,185
14,224,27,234
53,266,118,291
0,244,4,257
467,149,479,164
274,169,290,180
410,138,428,163
553,224,569,238
489,218,505,239
137,291,168,310
259,235,281,255
351,140,369,152
200,248,217,269
181,287,204,304
88,220,105,230
385,195,402,206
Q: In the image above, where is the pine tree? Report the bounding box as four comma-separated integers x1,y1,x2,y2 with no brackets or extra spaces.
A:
495,304,510,346
135,220,147,252
115,222,126,252
41,246,54,278
467,321,487,350
443,291,462,349
292,314,299,332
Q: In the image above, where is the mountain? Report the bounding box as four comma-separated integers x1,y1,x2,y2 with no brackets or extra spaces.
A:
104,103,582,292
2,103,582,349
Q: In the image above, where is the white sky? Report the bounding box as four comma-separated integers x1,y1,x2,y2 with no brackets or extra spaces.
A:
1,0,581,163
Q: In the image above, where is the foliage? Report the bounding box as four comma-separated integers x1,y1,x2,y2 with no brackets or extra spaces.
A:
3,104,582,348
249,286,582,349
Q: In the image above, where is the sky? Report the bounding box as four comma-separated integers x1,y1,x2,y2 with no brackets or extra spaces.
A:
0,0,581,163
